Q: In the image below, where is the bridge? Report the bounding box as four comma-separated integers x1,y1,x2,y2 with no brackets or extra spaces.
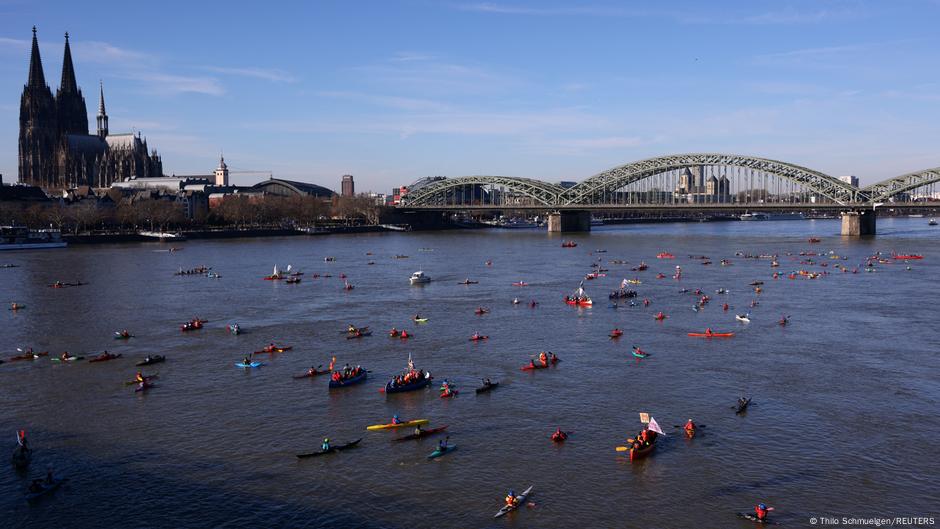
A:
397,153,940,235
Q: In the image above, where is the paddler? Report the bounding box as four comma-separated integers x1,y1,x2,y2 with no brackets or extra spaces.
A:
684,419,696,435
321,438,330,451
552,428,567,441
391,414,402,425
17,430,28,451
754,503,773,522
723,303,729,311
389,327,399,336
347,324,356,333
705,327,713,336
539,351,548,366
135,371,145,383
438,436,450,451
413,424,424,436
400,330,409,338
242,355,252,366
505,489,518,508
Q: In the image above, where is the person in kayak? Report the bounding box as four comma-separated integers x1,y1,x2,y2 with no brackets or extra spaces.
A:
684,419,696,434
135,371,145,383
391,414,402,425
400,330,409,338
482,377,492,387
513,298,520,304
552,428,567,441
347,324,356,333
438,436,450,451
528,359,537,369
505,489,518,508
539,351,548,365
331,371,341,382
28,479,44,493
242,355,252,366
754,503,773,521
17,430,28,451
413,424,424,436
705,328,713,337
321,438,330,451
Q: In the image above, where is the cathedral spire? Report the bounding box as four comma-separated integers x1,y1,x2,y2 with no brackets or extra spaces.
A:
60,32,78,94
27,26,47,88
96,80,108,138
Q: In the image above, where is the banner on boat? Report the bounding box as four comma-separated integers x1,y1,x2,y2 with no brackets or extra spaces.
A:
639,413,649,424
648,417,665,436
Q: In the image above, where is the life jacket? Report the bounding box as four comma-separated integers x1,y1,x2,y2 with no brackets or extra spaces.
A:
755,506,768,520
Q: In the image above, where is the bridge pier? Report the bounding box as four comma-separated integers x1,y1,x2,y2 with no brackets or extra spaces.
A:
547,210,591,232
841,210,876,236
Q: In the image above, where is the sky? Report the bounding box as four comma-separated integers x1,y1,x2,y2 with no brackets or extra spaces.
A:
1,0,939,191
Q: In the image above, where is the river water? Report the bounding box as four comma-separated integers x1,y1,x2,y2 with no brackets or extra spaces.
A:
2,218,938,528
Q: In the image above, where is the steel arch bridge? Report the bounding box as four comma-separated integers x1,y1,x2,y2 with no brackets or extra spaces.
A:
398,152,939,209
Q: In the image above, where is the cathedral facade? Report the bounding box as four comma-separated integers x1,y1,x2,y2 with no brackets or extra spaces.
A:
18,27,163,191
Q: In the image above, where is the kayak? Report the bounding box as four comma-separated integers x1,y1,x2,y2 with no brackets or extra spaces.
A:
551,431,570,442
385,376,432,394
428,444,457,459
687,332,735,338
293,369,326,379
235,361,263,368
89,353,122,363
440,390,458,399
51,355,84,362
737,512,779,524
25,477,67,501
494,485,533,518
366,419,429,431
113,333,134,339
735,398,752,414
296,438,363,458
135,355,165,366
632,351,649,359
413,318,429,323
735,315,750,323
469,335,489,341
475,382,499,394
11,447,31,470
892,254,923,260
124,375,158,385
254,346,293,353
329,370,368,389
346,331,373,339
521,357,560,370
629,437,657,461
9,352,48,361
394,425,448,441
135,382,155,392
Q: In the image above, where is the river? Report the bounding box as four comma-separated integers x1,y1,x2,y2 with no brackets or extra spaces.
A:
2,217,938,528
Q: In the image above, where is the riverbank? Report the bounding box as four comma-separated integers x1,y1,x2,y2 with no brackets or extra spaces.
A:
62,225,399,244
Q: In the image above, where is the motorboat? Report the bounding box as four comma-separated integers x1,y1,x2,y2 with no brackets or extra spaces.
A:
409,271,431,284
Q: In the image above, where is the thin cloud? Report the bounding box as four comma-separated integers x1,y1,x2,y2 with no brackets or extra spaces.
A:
457,3,649,16
317,91,453,112
72,41,150,64
0,36,29,51
123,72,225,96
204,66,295,83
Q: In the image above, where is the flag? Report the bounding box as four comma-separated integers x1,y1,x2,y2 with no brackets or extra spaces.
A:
639,413,650,424
621,278,628,289
407,353,414,371
329,356,336,371
648,417,666,436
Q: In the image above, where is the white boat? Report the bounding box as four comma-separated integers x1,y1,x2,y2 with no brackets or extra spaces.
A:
0,226,67,250
410,271,431,284
929,219,937,226
138,230,186,240
739,212,805,221
735,314,751,323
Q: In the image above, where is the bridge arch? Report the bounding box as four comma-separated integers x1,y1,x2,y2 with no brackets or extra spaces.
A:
400,176,565,207
861,167,940,203
561,153,859,206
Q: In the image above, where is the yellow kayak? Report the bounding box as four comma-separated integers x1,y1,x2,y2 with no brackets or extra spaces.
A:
366,419,429,431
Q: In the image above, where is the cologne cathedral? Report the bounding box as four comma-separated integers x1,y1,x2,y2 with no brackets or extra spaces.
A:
18,27,163,190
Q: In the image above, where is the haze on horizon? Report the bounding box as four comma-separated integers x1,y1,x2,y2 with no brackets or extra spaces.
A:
1,0,938,192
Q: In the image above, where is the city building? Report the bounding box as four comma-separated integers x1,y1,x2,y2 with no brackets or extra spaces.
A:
214,155,230,186
839,175,859,188
341,174,355,197
675,166,732,203
18,28,163,191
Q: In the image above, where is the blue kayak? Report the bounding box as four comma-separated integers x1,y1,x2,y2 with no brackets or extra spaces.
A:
329,370,368,389
235,362,263,369
428,444,457,459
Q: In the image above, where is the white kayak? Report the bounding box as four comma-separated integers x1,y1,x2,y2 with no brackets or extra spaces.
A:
735,314,750,323
494,485,533,518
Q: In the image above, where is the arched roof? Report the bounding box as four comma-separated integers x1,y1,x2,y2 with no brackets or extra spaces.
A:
251,178,335,198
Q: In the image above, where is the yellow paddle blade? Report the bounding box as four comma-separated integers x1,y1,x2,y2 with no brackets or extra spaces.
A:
615,446,630,452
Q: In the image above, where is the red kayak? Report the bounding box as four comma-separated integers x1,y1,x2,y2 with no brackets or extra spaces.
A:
892,254,923,260
521,357,560,370
469,335,489,341
9,351,48,361
89,353,122,363
255,345,293,354
687,332,735,338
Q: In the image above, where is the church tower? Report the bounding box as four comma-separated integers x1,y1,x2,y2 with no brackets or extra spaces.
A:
55,32,89,137
96,81,108,138
214,154,229,186
18,26,58,188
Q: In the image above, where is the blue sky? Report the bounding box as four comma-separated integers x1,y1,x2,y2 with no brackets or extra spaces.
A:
1,0,939,191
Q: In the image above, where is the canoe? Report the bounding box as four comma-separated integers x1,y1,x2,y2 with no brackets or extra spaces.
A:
329,370,368,388
296,438,363,458
494,485,533,518
135,355,165,366
735,398,752,414
89,353,122,363
25,477,67,501
346,331,373,339
428,444,457,459
385,376,432,394
687,332,735,338
629,437,657,461
235,361,263,368
475,382,499,394
394,425,448,441
366,419,429,431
